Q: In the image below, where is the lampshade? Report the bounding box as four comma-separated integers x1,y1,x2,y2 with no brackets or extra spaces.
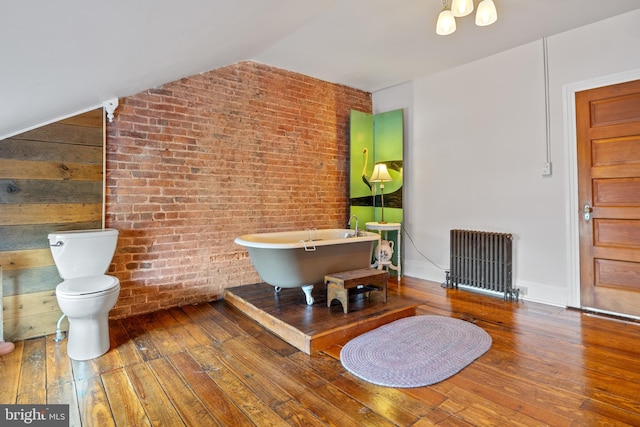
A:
451,0,473,17
370,163,392,182
476,0,497,26
436,9,456,36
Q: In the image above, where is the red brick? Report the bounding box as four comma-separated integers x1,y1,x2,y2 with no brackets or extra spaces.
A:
106,61,371,320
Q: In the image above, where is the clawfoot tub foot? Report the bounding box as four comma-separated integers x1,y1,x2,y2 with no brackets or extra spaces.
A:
301,285,314,305
274,286,282,294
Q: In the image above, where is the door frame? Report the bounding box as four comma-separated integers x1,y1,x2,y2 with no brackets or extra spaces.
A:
563,68,640,310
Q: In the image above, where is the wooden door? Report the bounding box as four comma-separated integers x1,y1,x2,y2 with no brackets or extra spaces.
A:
576,79,640,317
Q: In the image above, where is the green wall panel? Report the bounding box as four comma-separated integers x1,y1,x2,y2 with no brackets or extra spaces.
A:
349,109,403,224
349,109,404,273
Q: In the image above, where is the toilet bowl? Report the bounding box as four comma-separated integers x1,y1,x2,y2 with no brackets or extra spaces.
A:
48,229,120,361
56,275,120,360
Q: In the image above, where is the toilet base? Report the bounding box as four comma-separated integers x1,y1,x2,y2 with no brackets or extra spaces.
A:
66,315,111,361
55,277,119,361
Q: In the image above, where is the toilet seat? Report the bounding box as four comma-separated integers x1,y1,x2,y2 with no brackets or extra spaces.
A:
56,275,120,297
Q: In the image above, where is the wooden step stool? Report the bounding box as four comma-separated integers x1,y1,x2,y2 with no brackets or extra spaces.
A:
325,268,389,313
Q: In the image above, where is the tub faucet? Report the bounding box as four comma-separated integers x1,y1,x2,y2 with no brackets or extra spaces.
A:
348,215,360,236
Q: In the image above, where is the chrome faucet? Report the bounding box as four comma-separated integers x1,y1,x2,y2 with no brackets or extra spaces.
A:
348,215,360,236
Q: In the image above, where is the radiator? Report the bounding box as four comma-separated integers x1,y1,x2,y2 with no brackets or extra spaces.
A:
447,229,518,301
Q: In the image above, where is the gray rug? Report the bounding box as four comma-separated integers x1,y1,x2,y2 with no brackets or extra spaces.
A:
340,315,492,388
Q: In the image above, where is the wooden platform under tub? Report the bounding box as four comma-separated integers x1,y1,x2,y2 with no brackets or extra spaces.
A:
224,280,417,354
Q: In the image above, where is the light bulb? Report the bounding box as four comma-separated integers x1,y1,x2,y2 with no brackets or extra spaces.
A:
436,9,456,35
476,0,497,26
451,0,474,17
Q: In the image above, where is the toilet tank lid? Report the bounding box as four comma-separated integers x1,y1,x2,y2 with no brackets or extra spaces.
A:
48,228,118,240
57,275,119,296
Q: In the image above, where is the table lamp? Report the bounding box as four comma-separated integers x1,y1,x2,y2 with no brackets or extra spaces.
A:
370,163,392,223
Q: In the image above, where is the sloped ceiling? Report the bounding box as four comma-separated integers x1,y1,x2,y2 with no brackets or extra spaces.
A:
2,0,639,139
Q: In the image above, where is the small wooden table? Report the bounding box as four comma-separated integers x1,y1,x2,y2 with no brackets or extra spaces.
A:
325,268,389,313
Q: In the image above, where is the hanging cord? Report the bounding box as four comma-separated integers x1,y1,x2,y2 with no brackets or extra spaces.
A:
401,224,449,272
543,37,552,165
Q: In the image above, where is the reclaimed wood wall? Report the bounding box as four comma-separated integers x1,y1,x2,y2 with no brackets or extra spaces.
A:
0,108,103,341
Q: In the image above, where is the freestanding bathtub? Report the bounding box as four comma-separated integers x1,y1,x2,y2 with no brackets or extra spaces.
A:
234,228,379,305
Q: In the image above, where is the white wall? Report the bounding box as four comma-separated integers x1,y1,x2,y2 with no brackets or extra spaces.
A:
374,9,640,307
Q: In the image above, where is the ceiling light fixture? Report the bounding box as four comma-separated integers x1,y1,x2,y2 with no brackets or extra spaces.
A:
451,0,473,17
436,0,497,35
475,0,498,26
436,4,456,35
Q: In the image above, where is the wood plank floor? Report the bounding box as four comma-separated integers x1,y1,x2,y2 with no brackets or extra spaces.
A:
2,276,640,426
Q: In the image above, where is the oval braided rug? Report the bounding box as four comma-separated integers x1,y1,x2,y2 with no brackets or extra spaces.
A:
340,315,492,388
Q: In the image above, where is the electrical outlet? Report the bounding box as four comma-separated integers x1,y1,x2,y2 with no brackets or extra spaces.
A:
519,286,528,296
542,162,552,176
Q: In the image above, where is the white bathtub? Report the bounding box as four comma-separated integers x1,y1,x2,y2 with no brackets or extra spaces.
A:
234,228,379,305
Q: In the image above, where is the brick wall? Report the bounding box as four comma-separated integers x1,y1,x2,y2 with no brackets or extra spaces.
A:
105,61,372,318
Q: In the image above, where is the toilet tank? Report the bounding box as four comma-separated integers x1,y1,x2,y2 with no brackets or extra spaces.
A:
48,228,119,279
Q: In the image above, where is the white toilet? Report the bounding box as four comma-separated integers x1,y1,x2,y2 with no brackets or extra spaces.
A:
48,228,120,361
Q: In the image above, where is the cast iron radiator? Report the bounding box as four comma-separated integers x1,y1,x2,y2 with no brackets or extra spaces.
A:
446,229,518,301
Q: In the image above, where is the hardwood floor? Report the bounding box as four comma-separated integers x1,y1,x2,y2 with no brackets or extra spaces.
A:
2,276,640,426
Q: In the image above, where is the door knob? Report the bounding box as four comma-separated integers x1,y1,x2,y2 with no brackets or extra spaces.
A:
583,204,592,221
